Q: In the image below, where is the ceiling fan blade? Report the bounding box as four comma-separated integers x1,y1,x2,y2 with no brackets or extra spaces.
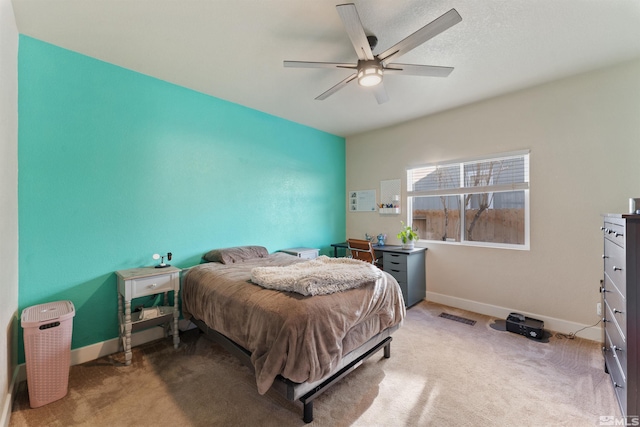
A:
384,64,454,77
336,3,374,61
378,8,462,64
372,83,389,104
315,73,358,100
284,61,357,70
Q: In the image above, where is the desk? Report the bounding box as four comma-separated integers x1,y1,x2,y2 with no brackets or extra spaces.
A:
331,242,426,307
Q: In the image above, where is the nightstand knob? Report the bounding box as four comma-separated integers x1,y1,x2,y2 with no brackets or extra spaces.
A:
149,283,158,289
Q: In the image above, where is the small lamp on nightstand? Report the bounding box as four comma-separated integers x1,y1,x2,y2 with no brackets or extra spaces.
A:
152,252,172,268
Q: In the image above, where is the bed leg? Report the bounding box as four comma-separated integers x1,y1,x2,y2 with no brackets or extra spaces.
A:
384,342,391,359
303,400,313,423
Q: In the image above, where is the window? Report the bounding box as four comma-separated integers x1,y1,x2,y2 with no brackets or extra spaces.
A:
407,151,529,249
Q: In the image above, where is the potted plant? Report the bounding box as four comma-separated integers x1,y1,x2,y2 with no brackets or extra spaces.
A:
397,221,419,249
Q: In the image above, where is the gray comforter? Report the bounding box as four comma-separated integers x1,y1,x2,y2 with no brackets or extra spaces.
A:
182,252,405,394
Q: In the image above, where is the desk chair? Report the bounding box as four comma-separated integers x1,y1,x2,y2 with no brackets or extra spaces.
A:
347,239,381,268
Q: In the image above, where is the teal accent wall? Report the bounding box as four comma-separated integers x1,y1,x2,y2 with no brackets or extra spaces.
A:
18,36,345,361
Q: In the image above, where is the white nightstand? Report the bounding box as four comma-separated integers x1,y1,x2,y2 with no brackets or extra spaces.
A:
280,247,320,260
116,266,181,365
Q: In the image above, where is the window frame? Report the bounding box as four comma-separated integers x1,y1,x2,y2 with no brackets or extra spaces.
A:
406,150,530,250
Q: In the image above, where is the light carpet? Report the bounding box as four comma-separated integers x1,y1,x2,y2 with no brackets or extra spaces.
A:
10,301,619,426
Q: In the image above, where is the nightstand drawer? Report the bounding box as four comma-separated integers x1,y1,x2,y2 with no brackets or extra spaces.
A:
131,274,175,298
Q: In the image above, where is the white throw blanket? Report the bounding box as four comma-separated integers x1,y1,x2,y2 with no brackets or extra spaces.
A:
250,255,382,296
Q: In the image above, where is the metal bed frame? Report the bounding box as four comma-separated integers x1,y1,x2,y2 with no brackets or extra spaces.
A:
192,317,398,423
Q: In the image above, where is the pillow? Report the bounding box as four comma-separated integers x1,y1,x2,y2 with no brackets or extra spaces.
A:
202,246,269,264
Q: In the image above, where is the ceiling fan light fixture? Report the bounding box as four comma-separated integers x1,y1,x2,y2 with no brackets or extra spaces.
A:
357,65,383,87
284,4,462,102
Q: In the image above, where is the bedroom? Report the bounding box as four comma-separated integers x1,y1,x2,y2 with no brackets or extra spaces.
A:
1,0,640,425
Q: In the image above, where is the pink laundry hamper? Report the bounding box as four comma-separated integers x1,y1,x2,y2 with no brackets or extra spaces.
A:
21,300,75,408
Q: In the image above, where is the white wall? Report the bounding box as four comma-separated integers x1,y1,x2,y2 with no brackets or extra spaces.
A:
346,59,640,339
0,0,19,424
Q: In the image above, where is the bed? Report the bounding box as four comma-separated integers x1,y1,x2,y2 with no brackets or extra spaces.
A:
181,246,406,422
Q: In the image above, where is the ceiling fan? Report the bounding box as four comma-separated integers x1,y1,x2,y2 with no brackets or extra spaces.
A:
284,3,462,104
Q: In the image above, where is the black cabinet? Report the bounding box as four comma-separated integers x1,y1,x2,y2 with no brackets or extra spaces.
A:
380,248,426,308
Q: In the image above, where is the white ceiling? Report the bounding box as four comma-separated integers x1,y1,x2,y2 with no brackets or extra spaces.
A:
11,0,640,137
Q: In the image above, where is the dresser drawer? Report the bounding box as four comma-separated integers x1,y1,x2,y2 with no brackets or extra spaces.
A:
604,330,628,415
131,273,175,298
604,220,625,248
604,239,626,294
604,347,627,415
604,277,627,340
605,314,627,373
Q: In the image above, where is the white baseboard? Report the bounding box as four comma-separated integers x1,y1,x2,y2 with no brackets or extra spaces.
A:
425,291,603,342
15,326,166,384
0,365,19,427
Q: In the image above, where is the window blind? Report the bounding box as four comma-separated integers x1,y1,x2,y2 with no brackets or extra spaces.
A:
408,151,529,197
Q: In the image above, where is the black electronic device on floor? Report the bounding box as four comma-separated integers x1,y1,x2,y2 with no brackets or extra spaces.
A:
506,312,544,340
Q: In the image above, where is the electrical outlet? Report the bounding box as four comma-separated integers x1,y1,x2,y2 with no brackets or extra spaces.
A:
597,302,602,316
